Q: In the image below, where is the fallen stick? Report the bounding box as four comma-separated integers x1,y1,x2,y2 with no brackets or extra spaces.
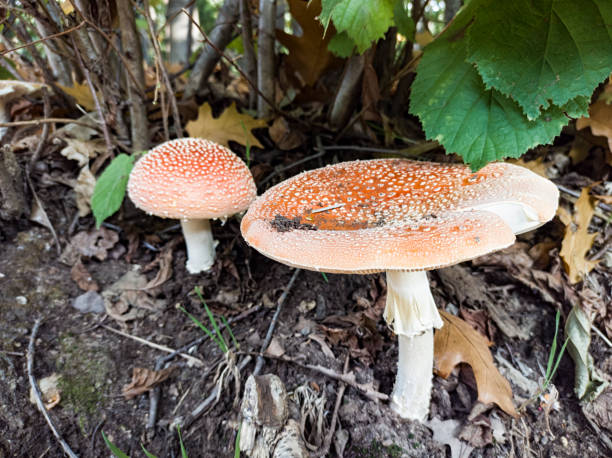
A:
27,319,79,458
253,268,301,375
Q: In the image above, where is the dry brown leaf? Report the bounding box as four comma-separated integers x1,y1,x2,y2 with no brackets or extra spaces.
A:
58,82,96,111
434,311,518,417
595,194,612,204
71,259,99,291
558,186,599,283
506,157,549,177
185,102,266,148
122,366,176,399
576,99,612,151
29,373,61,410
276,0,337,87
60,227,119,265
74,165,96,217
269,117,305,150
60,138,107,167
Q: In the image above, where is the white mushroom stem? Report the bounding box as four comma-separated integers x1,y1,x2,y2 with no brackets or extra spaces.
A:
384,270,443,421
180,219,218,274
0,102,9,138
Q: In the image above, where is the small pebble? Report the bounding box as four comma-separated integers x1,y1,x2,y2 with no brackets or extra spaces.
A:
0,272,5,278
560,436,568,447
16,296,27,305
72,291,105,314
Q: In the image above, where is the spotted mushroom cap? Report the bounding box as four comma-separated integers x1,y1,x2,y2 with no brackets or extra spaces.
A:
241,159,559,273
128,138,257,219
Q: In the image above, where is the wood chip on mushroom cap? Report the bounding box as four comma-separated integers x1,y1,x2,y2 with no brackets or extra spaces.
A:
127,138,257,220
241,159,559,273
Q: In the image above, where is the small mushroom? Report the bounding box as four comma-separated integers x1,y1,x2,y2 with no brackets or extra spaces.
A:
0,80,45,138
128,138,256,273
240,159,558,420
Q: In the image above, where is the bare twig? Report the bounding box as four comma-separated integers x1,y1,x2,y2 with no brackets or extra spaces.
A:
0,21,86,56
140,0,182,140
29,87,51,167
27,319,79,458
257,0,275,117
146,304,263,431
313,355,348,457
182,0,240,99
239,0,257,108
253,268,301,375
69,35,114,156
253,352,389,402
101,325,204,367
0,118,103,130
178,355,252,431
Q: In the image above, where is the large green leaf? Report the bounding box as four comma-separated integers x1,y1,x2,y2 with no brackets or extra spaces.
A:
320,0,394,53
91,154,135,228
410,22,567,170
468,0,612,120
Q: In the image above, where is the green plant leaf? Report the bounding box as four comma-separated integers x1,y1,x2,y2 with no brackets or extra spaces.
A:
327,31,356,57
101,431,130,458
467,0,612,120
141,444,158,458
409,4,568,170
91,154,135,228
561,95,590,119
393,0,414,41
320,0,394,53
565,305,608,402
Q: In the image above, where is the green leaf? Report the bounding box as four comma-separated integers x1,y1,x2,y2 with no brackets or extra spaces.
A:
393,0,415,41
91,154,135,228
410,24,567,170
101,431,130,458
327,31,356,57
467,0,612,120
141,444,158,458
320,0,395,53
561,95,590,119
565,305,608,401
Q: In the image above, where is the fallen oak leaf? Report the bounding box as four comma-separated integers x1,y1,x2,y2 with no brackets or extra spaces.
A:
122,366,176,399
58,81,97,111
185,102,266,148
576,99,612,152
276,0,337,87
558,186,599,284
434,310,518,417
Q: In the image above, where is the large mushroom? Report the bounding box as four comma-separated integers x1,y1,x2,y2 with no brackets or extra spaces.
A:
240,158,558,420
128,138,256,274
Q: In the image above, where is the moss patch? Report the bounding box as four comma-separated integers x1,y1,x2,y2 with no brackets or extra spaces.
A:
57,333,113,431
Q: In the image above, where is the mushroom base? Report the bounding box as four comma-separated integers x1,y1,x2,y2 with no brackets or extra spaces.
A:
181,219,217,274
384,270,443,337
390,329,434,421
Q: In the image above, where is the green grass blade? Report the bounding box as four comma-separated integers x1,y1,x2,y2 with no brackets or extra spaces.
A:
179,305,224,352
234,424,242,458
321,272,328,283
195,287,228,353
101,431,130,458
546,310,561,379
220,315,239,350
177,425,188,458
546,337,570,389
141,444,158,458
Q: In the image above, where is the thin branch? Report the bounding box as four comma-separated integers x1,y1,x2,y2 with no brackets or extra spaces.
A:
69,35,114,155
253,268,301,375
257,0,275,117
0,21,86,56
101,325,204,367
139,0,182,140
0,118,103,130
27,319,79,458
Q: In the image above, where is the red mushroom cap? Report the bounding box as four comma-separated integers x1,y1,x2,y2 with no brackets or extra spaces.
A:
241,159,558,273
128,138,256,219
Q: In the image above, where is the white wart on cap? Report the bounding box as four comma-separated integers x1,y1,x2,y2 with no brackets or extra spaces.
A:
128,138,256,273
